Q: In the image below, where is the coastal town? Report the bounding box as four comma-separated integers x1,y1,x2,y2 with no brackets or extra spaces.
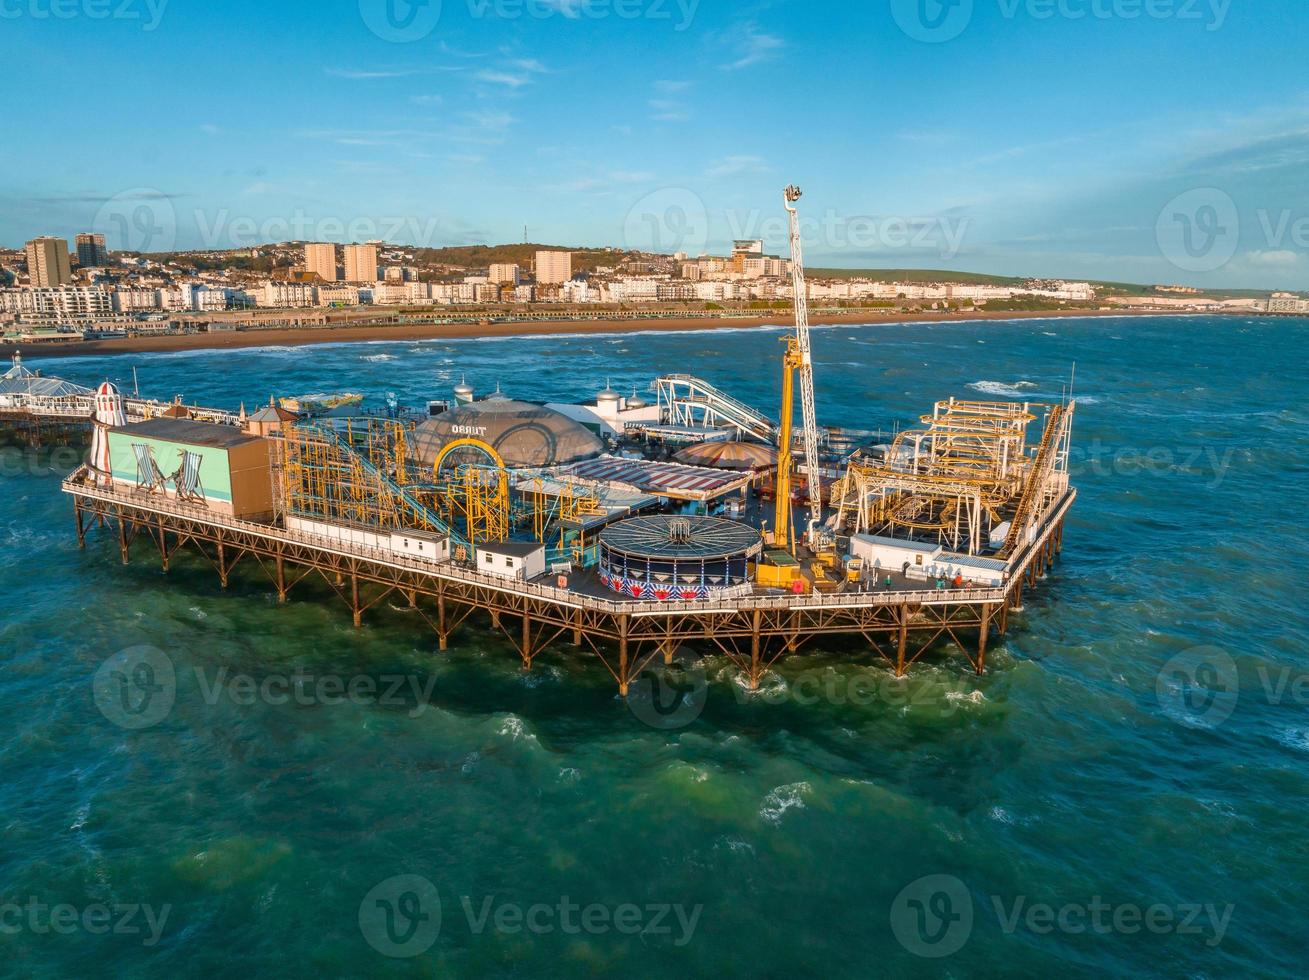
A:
3,234,1302,347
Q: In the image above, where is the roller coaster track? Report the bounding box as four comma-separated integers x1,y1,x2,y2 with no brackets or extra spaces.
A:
655,374,777,442
295,422,466,549
1001,403,1068,556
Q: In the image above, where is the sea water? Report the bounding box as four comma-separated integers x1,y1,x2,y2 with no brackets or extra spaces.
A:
1,315,1305,976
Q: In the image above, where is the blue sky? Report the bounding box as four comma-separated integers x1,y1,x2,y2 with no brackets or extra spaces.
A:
2,0,1307,288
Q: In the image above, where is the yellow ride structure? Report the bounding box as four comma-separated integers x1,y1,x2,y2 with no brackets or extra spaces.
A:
832,398,1074,556
430,438,511,546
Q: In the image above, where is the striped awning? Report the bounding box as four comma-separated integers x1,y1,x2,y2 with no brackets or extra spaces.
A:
560,455,751,502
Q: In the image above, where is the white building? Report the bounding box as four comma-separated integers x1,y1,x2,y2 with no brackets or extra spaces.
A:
258,281,316,308
536,251,572,284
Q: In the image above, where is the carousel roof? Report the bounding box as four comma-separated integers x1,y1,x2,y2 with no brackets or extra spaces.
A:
0,354,91,399
673,440,778,471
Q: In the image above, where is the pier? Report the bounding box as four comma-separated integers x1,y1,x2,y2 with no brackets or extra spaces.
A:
64,467,1073,691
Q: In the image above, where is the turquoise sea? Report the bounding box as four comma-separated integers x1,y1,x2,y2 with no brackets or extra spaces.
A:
2,315,1307,977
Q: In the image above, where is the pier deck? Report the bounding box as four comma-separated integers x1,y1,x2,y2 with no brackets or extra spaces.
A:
64,467,1073,692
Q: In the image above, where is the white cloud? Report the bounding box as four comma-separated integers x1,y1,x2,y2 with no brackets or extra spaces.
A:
1246,249,1301,266
722,23,783,71
705,155,769,179
477,70,533,88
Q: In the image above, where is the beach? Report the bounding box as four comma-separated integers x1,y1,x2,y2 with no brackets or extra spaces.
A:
0,307,1166,360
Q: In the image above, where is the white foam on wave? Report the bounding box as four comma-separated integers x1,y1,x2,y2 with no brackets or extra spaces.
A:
968,380,1041,398
1275,728,1309,753
361,353,396,362
760,781,811,825
497,714,537,744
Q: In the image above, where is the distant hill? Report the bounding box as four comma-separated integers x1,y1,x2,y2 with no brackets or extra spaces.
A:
412,244,621,274
809,267,1025,286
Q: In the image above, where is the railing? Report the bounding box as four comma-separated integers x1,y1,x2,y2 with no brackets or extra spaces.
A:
61,469,1038,617
2,392,239,427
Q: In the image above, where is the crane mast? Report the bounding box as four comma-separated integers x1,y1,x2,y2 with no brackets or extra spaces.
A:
784,185,823,538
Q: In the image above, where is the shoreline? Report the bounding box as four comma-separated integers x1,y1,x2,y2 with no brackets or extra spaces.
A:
3,308,1188,360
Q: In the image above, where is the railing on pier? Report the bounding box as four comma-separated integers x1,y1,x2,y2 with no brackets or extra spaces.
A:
59,467,1068,617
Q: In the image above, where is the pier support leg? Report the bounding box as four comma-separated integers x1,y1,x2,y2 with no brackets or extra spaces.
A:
217,541,227,588
490,609,500,630
276,555,286,603
350,573,362,628
897,607,909,678
977,604,992,676
157,518,169,572
572,610,583,648
1056,520,1064,555
618,614,630,697
118,517,130,565
75,503,86,549
749,609,762,691
663,639,675,666
437,591,448,651
521,614,533,672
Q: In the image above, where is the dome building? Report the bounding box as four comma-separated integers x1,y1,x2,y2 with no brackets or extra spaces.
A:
411,395,604,470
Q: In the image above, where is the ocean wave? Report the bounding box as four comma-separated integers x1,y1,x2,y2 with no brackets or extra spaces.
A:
760,781,811,825
361,353,396,362
968,380,1041,397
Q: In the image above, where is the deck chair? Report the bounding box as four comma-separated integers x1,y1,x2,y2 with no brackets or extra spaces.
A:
131,444,168,494
173,449,206,503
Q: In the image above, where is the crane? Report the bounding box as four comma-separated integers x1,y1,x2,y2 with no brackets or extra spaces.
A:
776,185,824,549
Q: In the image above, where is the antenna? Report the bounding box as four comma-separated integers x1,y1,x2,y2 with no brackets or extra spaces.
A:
132,365,139,397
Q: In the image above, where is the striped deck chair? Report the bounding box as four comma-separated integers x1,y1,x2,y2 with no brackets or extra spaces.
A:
173,450,206,503
131,443,168,493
